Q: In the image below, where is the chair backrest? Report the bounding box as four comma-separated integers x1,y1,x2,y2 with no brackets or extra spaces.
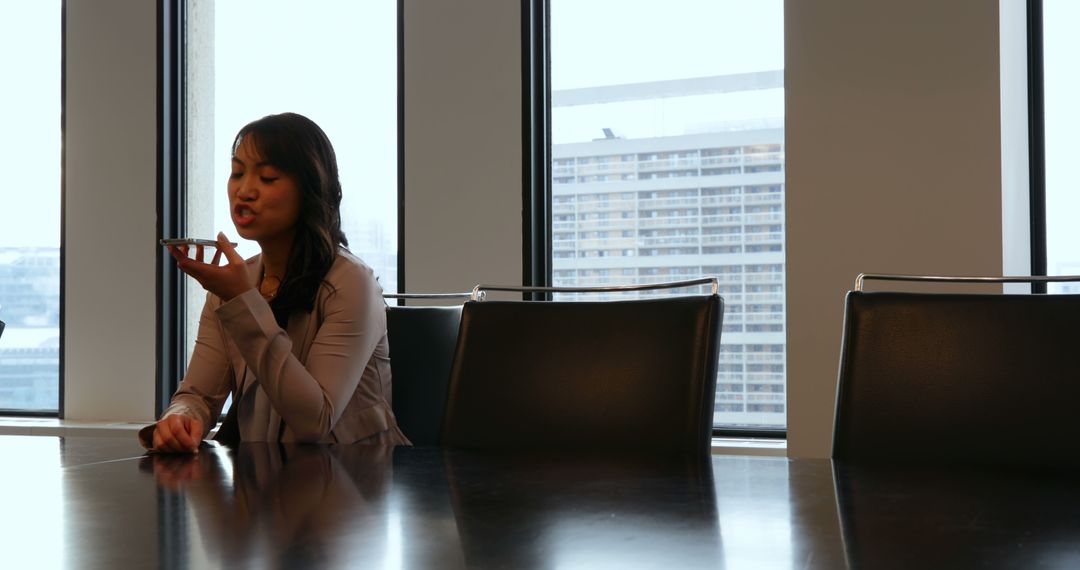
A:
386,304,464,445
833,289,1080,468
441,295,723,453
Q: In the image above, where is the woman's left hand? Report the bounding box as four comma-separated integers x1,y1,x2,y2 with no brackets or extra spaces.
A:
168,232,252,301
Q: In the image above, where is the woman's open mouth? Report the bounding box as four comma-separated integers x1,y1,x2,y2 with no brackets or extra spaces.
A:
233,204,257,227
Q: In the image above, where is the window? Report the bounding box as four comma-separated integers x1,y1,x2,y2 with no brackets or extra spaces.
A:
549,0,785,432
0,1,61,413
1042,0,1080,292
181,1,398,364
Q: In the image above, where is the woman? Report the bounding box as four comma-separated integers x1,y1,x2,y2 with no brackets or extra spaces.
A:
141,113,408,452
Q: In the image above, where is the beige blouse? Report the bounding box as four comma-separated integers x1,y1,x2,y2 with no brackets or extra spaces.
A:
140,249,409,447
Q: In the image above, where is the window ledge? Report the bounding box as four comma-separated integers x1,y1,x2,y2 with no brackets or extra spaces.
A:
0,418,146,438
0,420,788,456
712,436,787,457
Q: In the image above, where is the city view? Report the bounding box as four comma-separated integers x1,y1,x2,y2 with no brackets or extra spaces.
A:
550,75,786,429
0,248,60,411
550,0,786,428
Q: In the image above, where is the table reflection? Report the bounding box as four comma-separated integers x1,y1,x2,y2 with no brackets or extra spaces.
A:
442,450,721,569
9,435,1080,569
140,445,725,569
834,462,1080,569
33,436,1080,569
143,443,400,568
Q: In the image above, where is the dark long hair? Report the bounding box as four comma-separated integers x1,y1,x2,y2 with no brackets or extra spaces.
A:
232,113,348,326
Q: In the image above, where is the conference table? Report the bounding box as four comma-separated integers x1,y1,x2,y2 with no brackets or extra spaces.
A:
1,436,1078,569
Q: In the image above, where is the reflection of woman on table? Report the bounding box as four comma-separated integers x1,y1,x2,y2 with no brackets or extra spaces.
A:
139,113,408,451
144,444,395,567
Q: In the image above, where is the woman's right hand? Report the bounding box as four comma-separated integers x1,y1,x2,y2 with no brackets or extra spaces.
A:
144,453,207,490
167,232,252,302
151,414,204,454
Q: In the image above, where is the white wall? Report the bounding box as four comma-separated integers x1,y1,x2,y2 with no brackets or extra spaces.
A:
785,0,1004,457
64,0,158,421
401,0,523,296
1000,0,1031,286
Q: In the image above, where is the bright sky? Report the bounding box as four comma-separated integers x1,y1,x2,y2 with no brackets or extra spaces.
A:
0,1,61,248
551,0,783,89
1042,0,1080,275
207,0,397,261
551,0,783,144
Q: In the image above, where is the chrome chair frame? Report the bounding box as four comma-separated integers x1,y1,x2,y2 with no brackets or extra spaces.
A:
470,277,719,301
384,292,479,302
854,273,1080,291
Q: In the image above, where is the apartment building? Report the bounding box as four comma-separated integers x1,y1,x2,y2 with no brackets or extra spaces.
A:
552,111,785,428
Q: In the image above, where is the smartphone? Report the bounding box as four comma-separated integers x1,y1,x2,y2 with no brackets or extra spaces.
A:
160,238,238,248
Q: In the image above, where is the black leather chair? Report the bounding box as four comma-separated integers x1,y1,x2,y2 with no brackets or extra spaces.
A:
0,319,5,339
833,274,1080,468
442,281,723,453
385,299,465,446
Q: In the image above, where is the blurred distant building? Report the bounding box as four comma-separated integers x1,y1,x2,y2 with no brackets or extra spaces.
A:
0,247,60,411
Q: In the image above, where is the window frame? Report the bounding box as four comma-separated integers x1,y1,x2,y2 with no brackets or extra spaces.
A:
522,0,552,301
1028,0,1048,291
156,0,184,417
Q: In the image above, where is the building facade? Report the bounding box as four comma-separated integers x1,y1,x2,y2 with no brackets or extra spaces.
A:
551,76,785,428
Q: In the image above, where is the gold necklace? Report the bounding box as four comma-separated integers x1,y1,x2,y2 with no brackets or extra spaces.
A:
260,274,281,300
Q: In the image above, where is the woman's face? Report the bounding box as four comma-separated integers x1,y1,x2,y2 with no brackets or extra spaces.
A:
228,138,302,246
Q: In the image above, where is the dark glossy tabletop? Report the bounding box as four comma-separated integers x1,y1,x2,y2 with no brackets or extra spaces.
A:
1,436,1079,569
